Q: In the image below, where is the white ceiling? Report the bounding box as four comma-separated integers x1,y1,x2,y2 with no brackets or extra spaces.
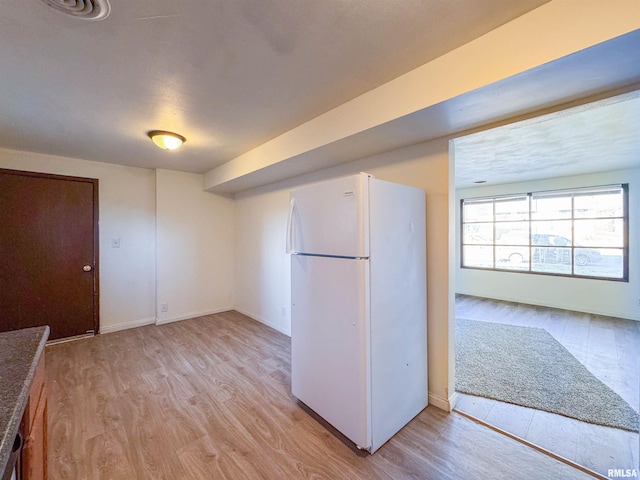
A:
454,91,640,189
0,0,549,174
202,27,640,193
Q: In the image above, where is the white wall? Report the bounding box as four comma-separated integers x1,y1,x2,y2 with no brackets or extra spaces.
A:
234,138,455,411
155,169,235,324
234,187,292,334
0,148,157,333
456,168,640,321
0,150,237,333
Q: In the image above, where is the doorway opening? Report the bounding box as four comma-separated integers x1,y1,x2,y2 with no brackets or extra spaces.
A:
451,91,640,478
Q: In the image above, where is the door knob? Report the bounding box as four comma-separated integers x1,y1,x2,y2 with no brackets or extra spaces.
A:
83,265,93,272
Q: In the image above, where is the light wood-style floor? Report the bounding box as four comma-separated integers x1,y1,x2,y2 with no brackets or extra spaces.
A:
455,294,640,477
46,310,596,480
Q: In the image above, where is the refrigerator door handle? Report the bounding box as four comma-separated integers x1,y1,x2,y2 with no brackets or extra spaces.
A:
286,197,295,254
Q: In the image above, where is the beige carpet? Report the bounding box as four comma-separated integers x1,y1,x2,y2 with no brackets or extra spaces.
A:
455,318,639,432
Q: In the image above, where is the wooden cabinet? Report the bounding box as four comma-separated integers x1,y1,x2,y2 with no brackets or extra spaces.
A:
20,352,47,480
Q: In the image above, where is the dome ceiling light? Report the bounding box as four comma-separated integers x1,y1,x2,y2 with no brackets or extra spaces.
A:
40,0,111,21
147,130,186,151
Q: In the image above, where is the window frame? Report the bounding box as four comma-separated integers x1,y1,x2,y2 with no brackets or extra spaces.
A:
460,184,629,282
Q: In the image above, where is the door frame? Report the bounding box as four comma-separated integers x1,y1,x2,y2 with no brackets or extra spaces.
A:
0,168,100,335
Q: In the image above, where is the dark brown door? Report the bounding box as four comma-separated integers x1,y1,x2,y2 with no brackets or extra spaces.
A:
0,169,99,340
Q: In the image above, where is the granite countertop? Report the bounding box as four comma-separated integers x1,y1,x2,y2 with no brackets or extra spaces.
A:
0,326,49,474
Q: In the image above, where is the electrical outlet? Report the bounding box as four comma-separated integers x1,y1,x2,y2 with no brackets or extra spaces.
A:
636,298,640,307
160,303,168,313
111,238,120,248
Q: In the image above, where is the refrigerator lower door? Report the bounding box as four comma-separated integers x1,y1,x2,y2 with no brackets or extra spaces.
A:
291,254,370,449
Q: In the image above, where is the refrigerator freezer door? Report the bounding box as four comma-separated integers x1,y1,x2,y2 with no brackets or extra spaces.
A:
289,173,369,258
291,255,370,449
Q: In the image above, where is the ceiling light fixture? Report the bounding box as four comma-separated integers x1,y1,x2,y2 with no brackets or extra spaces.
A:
40,0,111,21
148,130,186,150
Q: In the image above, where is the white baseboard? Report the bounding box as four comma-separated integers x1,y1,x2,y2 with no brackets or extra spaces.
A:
448,391,460,411
155,306,234,326
428,391,459,412
457,291,640,322
234,307,291,336
100,316,156,334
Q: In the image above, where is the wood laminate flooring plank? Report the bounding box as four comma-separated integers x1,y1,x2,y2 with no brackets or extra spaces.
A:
47,310,595,479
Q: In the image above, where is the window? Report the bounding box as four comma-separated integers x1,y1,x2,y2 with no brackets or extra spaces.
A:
461,185,628,281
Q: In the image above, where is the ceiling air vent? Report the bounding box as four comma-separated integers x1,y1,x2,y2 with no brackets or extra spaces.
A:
40,0,111,21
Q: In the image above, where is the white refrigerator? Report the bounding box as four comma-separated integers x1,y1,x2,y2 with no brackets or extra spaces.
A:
287,172,427,453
